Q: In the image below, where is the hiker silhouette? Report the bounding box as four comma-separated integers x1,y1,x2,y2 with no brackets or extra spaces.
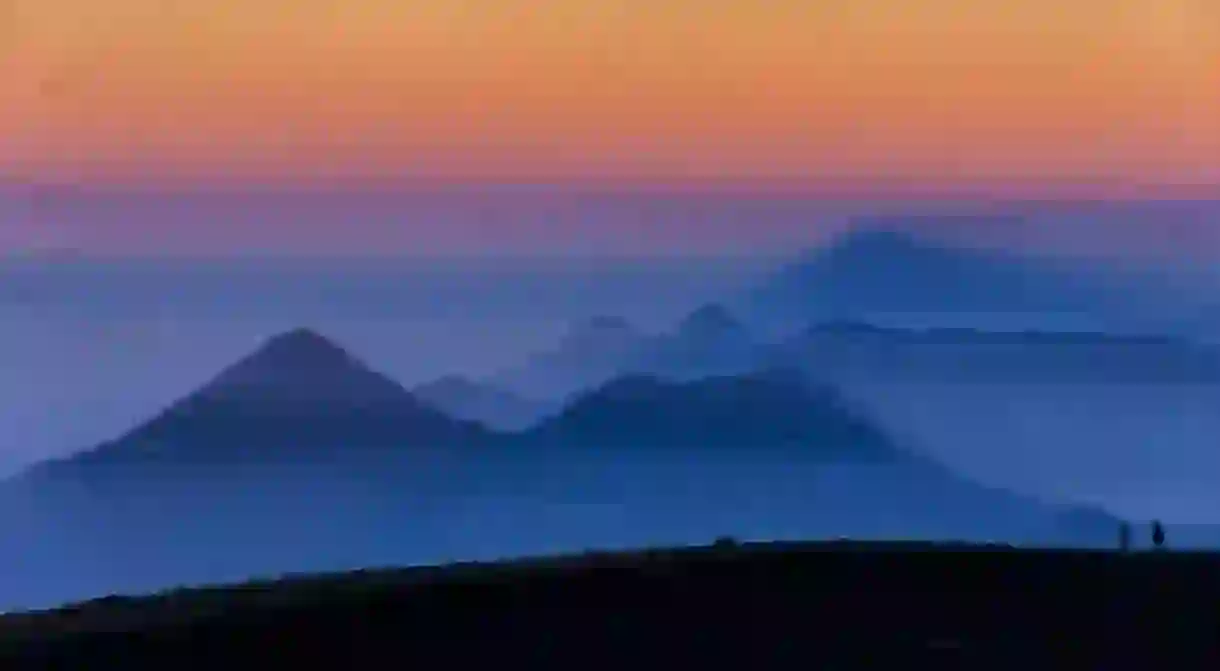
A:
1152,520,1166,549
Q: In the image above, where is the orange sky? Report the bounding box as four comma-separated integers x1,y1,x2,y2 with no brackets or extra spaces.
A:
1,0,1218,196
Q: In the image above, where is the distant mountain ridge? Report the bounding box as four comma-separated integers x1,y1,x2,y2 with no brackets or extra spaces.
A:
413,375,549,430
26,328,490,477
25,334,891,475
16,336,1125,546
792,321,1184,345
767,322,1220,385
488,315,647,399
17,325,1155,484
493,229,1219,399
492,303,765,399
738,226,1169,333
675,303,749,341
0,326,1137,611
627,304,760,380
495,299,1220,402
524,369,892,455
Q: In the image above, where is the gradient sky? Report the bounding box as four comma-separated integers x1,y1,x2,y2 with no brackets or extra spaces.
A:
2,0,1218,191
1,1,1218,257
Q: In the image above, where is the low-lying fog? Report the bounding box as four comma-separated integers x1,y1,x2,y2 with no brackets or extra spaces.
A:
0,445,1116,613
837,380,1220,524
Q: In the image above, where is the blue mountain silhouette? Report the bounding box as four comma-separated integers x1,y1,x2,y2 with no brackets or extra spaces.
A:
524,369,889,455
413,375,548,430
742,227,1126,330
28,328,490,475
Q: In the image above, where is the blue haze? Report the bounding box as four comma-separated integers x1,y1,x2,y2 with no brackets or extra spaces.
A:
2,203,1220,613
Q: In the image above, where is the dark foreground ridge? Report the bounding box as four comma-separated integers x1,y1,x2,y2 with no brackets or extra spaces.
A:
3,540,1220,668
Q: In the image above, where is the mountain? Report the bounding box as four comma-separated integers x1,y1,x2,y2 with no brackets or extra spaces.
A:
2,360,1129,611
516,370,1121,545
677,303,750,341
493,305,764,400
27,328,490,476
766,323,1220,385
490,316,647,399
627,303,762,379
524,369,891,455
740,226,1141,333
413,375,550,430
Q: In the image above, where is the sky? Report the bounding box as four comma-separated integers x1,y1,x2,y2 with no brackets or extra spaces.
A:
0,0,1218,528
7,0,1220,611
0,0,1218,257
2,0,1217,191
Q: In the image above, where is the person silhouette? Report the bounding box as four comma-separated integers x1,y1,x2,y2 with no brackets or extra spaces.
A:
1119,521,1131,553
1152,520,1166,549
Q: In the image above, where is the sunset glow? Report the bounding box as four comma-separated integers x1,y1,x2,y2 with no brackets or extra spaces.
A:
1,0,1217,196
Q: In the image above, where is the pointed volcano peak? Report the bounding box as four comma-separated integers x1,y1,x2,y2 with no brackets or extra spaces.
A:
677,303,746,338
196,328,408,406
252,327,354,367
217,328,357,383
29,329,494,470
267,326,340,348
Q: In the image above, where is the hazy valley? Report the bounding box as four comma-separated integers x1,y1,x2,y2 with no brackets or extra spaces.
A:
3,224,1220,613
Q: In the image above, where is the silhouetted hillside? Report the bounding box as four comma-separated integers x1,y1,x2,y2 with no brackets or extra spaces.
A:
4,541,1220,669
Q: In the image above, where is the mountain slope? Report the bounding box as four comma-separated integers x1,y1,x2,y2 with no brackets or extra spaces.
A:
28,328,490,475
514,370,1121,545
741,227,1135,332
0,358,1130,612
413,375,549,430
627,303,762,379
523,369,891,455
490,316,647,399
493,305,764,399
